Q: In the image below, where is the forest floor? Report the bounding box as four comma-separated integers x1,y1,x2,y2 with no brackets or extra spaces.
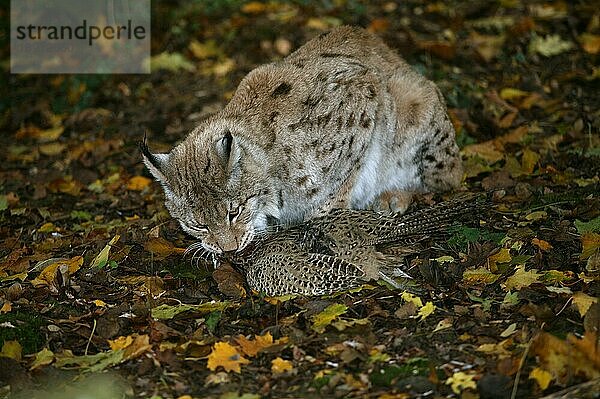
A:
1,1,599,398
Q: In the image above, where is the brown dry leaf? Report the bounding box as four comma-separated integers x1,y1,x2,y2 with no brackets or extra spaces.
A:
118,276,165,297
532,332,600,384
235,332,274,357
367,18,390,33
417,40,456,60
581,233,600,260
30,256,83,288
108,334,152,360
127,176,152,191
206,342,250,373
532,238,553,251
144,237,185,258
469,32,506,62
0,302,11,313
213,263,247,298
271,357,293,374
579,33,600,54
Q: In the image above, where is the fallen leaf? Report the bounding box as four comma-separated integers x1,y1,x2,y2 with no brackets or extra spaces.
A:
581,233,600,260
0,340,22,361
151,52,195,72
127,176,152,191
529,367,553,390
532,238,553,251
433,318,453,332
90,235,120,268
207,342,250,373
271,357,293,374
446,371,477,394
401,292,423,308
488,248,512,271
572,292,598,317
30,256,83,288
151,301,231,320
505,265,542,290
529,34,573,56
500,88,529,100
30,348,55,370
579,33,600,54
144,237,185,258
463,267,501,285
235,332,274,357
107,334,151,360
418,301,435,320
575,217,600,234
241,1,267,14
531,332,600,384
311,303,348,333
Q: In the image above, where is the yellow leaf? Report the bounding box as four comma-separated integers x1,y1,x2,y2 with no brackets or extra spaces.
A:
445,371,477,394
418,301,436,320
0,302,11,313
0,340,22,361
311,304,348,333
127,176,152,191
401,292,423,308
488,248,512,271
462,267,500,285
572,292,598,317
30,256,84,288
207,342,250,373
521,148,540,174
30,348,55,370
532,238,553,251
108,334,151,360
144,237,185,258
38,222,57,233
271,357,293,374
188,39,222,59
235,332,274,357
241,1,267,14
93,299,107,307
525,211,547,221
581,233,600,260
531,332,600,384
39,142,66,156
529,367,553,390
500,87,529,100
505,265,541,290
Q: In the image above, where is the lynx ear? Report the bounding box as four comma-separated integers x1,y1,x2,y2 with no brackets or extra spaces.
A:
215,130,241,170
139,139,169,184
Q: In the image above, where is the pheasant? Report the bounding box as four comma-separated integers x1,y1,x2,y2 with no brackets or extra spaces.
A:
219,195,484,296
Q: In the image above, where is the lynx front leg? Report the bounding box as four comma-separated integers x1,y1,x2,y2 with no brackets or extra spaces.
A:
371,190,414,214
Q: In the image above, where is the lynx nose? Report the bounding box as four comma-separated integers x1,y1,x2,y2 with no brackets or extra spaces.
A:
218,238,239,253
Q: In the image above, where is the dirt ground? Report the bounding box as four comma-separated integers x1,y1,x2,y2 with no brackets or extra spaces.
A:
1,1,599,398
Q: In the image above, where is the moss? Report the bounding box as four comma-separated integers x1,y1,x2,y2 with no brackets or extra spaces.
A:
0,311,46,354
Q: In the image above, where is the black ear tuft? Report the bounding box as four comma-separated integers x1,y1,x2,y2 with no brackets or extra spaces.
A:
218,130,234,166
139,134,161,170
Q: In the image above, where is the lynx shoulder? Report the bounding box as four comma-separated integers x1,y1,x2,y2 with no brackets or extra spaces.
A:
142,26,463,254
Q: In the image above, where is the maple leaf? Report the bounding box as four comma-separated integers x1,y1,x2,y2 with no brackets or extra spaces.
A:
418,302,436,320
235,332,274,357
504,265,541,290
271,357,293,374
207,342,250,373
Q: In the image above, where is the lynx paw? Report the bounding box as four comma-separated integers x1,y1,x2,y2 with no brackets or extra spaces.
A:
371,191,413,214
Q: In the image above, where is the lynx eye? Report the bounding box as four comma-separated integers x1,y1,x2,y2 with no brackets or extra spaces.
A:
228,205,243,222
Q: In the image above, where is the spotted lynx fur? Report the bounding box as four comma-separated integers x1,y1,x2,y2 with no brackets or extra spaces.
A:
141,26,463,255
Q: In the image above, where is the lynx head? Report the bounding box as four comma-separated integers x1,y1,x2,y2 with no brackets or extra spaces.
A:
141,121,279,254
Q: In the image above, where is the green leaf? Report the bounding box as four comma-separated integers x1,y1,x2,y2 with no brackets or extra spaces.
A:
151,52,195,72
575,217,600,234
90,235,120,269
151,301,231,320
311,303,348,333
205,311,222,333
0,195,7,211
70,210,92,220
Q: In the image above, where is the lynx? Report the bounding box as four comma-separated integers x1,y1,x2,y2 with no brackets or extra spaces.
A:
141,26,463,255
